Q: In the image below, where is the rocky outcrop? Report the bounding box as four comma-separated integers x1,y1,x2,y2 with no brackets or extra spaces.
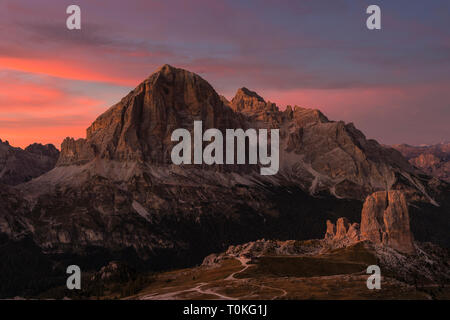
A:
57,138,95,166
325,217,360,244
324,191,415,254
325,220,336,239
360,191,415,254
202,238,324,267
0,139,59,185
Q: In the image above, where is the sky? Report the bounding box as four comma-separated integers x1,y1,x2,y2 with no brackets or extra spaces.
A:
0,0,449,148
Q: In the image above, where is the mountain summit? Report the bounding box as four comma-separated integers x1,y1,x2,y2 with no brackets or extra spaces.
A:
231,87,267,113
58,64,241,166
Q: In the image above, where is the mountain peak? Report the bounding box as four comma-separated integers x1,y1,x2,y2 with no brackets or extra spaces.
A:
231,87,267,112
59,64,240,165
140,64,199,86
159,63,175,70
155,63,181,76
235,87,265,102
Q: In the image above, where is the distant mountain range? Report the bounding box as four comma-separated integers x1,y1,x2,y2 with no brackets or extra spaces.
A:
0,139,59,185
392,143,450,182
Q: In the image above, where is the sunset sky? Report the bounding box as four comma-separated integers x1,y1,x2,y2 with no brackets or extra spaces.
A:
1,0,449,148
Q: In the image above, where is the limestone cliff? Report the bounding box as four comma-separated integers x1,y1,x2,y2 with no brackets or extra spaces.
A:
361,191,415,254
325,191,416,254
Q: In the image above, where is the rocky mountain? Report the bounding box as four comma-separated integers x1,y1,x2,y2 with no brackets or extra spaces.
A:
0,139,59,185
392,143,450,182
51,65,440,202
57,64,244,166
1,65,449,297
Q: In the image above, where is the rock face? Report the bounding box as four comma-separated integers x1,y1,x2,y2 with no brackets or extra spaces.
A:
324,191,415,254
57,64,243,166
0,139,59,185
361,191,415,254
392,143,450,182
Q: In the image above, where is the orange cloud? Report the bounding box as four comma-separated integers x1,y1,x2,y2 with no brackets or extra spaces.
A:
0,78,102,114
0,56,139,86
0,72,107,148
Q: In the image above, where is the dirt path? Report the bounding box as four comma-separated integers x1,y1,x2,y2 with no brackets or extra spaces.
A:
140,256,287,300
225,256,251,281
140,282,236,300
225,256,287,300
260,284,288,299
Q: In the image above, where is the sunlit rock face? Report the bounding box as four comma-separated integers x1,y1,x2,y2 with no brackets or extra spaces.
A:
324,190,415,254
58,64,244,166
361,191,415,254
325,217,361,244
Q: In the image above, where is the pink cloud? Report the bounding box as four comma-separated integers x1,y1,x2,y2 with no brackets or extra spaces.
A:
0,56,140,86
0,73,107,148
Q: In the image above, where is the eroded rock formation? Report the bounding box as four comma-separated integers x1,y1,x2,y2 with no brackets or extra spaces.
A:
325,190,416,254
325,217,360,244
361,191,415,254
